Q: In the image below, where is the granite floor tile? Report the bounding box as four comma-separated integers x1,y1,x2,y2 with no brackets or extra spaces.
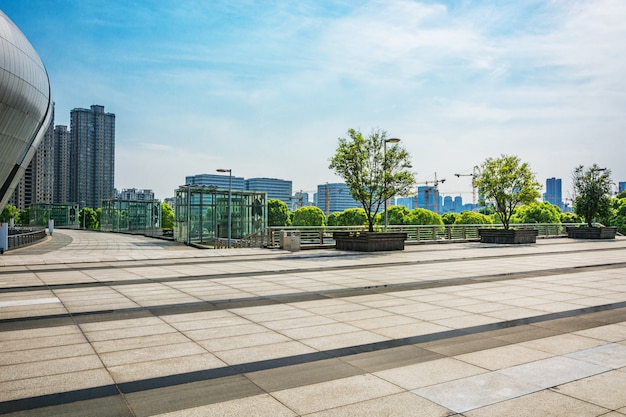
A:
303,392,450,417
375,357,487,390
462,389,610,417
272,374,403,415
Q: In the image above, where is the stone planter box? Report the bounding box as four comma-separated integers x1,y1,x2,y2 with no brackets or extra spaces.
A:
566,226,617,240
478,228,538,244
333,231,407,252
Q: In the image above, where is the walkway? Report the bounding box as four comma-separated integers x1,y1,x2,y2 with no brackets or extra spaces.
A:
1,229,625,416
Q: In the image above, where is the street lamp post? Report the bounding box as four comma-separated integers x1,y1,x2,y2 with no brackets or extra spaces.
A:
383,138,401,230
217,169,232,248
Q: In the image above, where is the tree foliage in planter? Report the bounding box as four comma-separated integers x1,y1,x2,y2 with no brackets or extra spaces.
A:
573,164,613,228
510,202,561,224
329,128,415,232
473,154,541,230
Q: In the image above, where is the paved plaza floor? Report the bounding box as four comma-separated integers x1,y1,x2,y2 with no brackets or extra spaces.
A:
1,229,626,416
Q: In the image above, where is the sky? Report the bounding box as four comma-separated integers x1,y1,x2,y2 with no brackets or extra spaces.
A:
3,0,625,202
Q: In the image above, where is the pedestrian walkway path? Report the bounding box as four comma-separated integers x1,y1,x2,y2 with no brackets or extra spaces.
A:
0,229,625,416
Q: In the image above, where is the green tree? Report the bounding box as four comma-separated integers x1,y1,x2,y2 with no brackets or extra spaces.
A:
338,208,368,226
560,212,581,224
473,154,541,230
292,206,325,227
441,212,460,225
18,207,30,225
327,212,341,226
605,198,626,234
377,205,410,225
267,199,290,227
573,164,613,227
0,204,19,223
510,202,561,224
79,207,99,229
406,208,443,225
161,202,174,229
329,128,415,232
456,211,493,225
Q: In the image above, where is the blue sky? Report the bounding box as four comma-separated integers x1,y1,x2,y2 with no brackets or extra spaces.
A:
3,0,625,201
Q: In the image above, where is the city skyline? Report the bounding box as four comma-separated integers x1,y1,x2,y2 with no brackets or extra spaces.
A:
3,1,625,201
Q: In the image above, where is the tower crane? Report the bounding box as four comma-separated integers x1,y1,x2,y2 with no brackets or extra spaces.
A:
454,166,478,212
415,173,446,214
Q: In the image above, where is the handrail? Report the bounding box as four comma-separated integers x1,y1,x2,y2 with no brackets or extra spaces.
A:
7,227,47,250
238,223,585,249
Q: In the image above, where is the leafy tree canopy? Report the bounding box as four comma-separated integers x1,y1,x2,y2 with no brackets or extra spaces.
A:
510,202,561,224
376,205,411,226
441,212,460,225
337,208,368,226
329,128,415,232
0,204,19,223
79,207,99,229
457,211,493,225
473,154,541,230
161,202,174,229
406,208,443,225
291,206,325,227
267,199,291,227
560,212,581,224
573,164,613,227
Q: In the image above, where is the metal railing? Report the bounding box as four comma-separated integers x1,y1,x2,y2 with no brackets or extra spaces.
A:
7,227,47,250
238,223,584,249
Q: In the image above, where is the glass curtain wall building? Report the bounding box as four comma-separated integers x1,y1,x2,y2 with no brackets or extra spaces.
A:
316,183,359,215
29,204,80,228
100,199,161,234
174,185,266,246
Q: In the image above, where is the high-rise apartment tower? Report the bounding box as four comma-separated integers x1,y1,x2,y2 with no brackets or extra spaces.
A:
70,105,115,209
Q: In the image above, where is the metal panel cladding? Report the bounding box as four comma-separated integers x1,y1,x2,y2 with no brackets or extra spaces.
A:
0,10,53,210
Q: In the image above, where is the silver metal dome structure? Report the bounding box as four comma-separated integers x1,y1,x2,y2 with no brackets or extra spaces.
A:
0,10,53,212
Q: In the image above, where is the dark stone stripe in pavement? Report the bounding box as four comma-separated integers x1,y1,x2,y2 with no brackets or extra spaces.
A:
2,244,624,291
2,303,626,415
1,262,626,331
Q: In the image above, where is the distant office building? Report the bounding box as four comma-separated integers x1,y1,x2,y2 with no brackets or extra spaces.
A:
245,177,292,205
53,125,70,205
396,196,417,210
185,173,246,190
292,191,310,210
316,183,359,215
116,188,155,201
544,177,563,209
417,186,442,213
70,105,115,209
619,182,626,194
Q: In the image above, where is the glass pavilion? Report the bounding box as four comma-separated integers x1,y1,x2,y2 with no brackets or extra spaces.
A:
174,185,266,246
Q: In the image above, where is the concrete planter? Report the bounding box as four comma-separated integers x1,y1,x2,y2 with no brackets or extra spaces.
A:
478,228,538,244
333,231,407,252
566,226,617,240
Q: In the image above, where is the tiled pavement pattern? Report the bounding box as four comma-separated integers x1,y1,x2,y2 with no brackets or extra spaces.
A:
1,230,626,416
